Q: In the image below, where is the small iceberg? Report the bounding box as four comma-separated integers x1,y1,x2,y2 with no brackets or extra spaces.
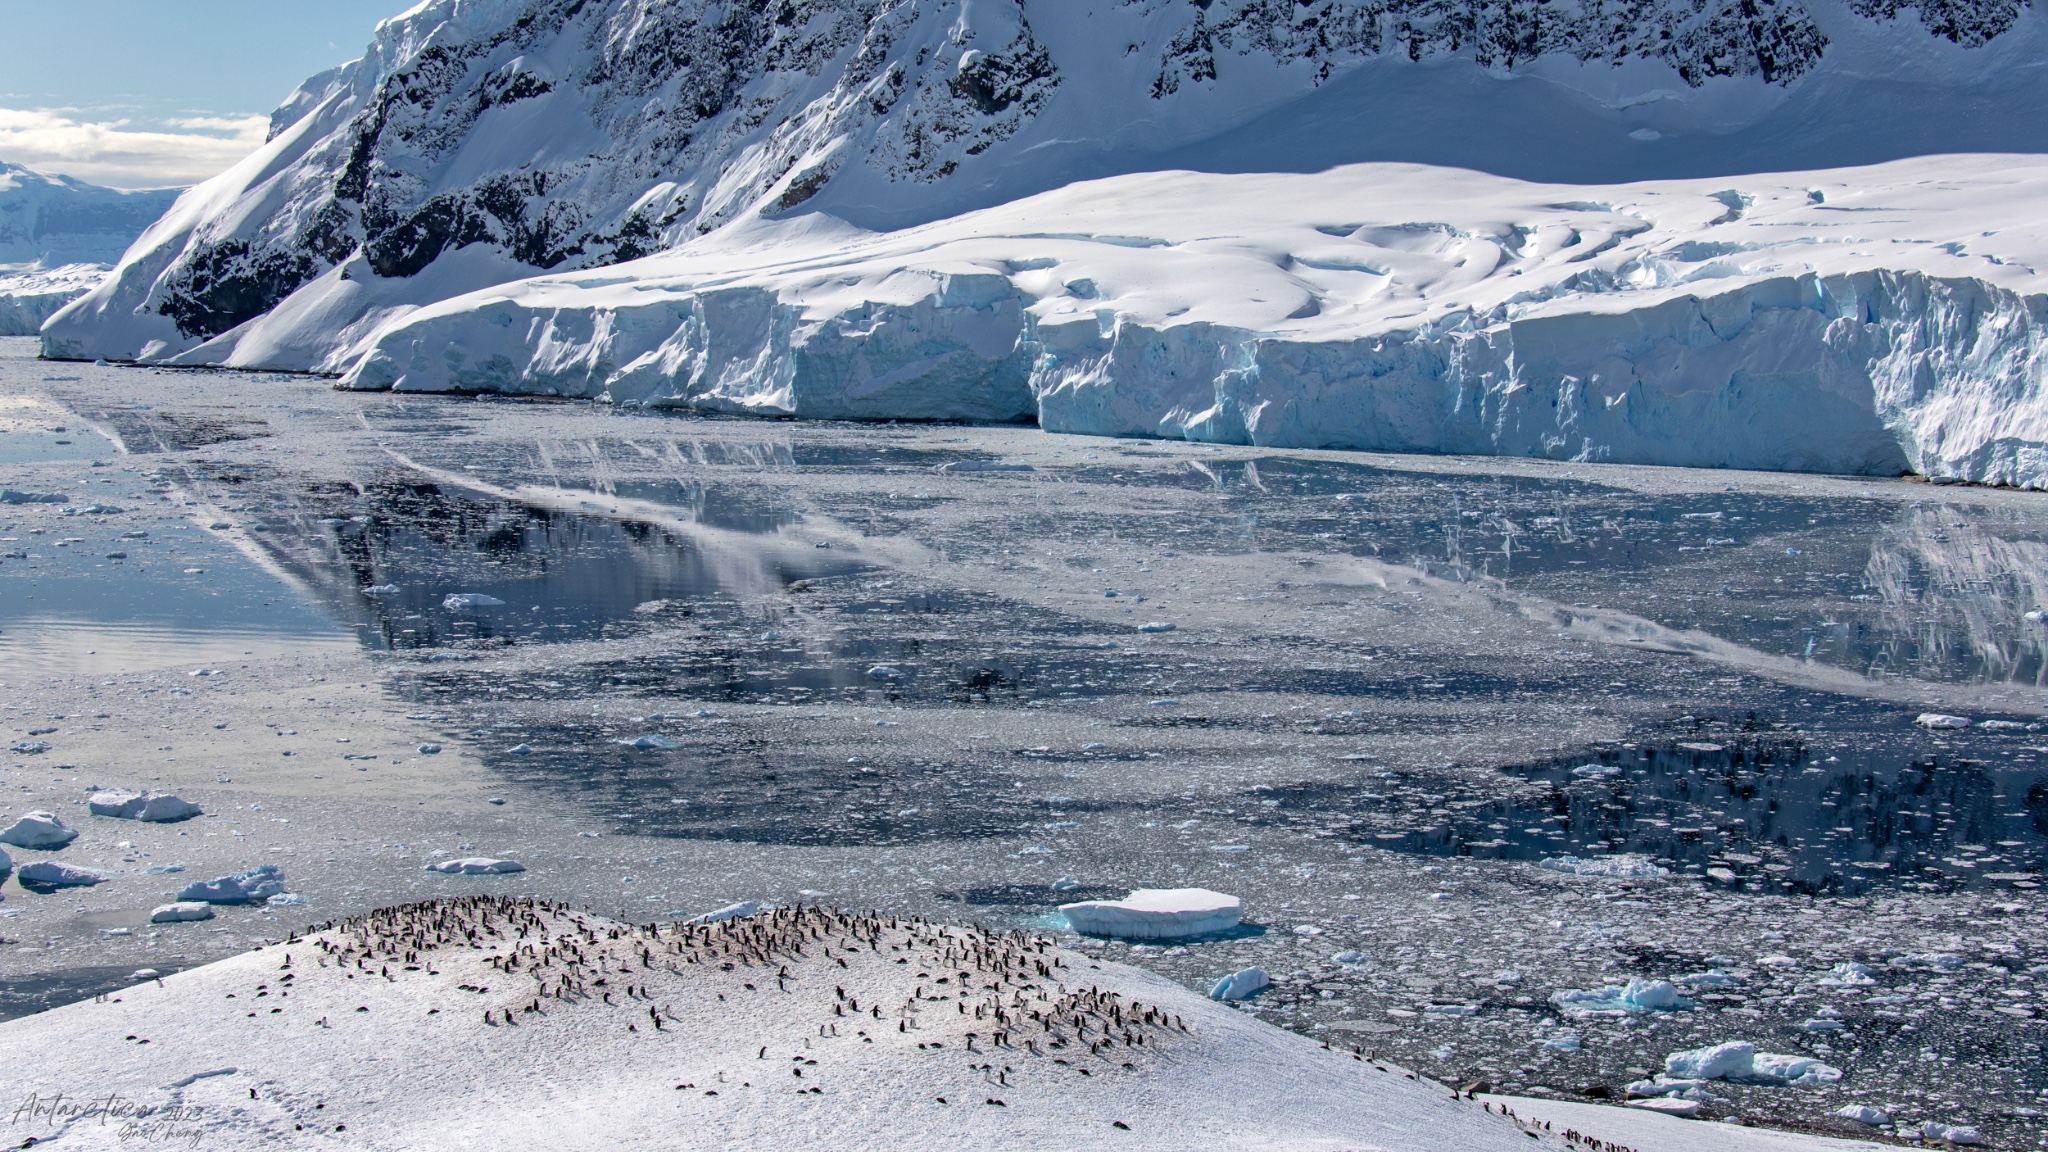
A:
1210,967,1270,1001
1538,854,1667,878
88,790,202,822
18,861,103,888
1551,978,1692,1019
178,864,285,904
616,734,685,750
685,900,759,925
1664,1041,1841,1086
1060,888,1241,939
150,901,215,923
1835,1104,1889,1126
442,592,506,609
1915,713,1971,729
0,811,78,849
361,584,400,597
424,858,525,875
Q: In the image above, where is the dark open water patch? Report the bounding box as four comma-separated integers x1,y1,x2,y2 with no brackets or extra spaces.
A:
0,964,184,1023
1260,724,2048,895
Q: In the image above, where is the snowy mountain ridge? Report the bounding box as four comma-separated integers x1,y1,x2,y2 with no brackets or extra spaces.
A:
37,0,2048,485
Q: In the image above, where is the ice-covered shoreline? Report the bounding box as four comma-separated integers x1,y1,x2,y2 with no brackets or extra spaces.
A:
54,155,2048,486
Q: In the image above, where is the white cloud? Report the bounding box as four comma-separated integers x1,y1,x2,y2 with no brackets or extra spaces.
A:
0,107,267,189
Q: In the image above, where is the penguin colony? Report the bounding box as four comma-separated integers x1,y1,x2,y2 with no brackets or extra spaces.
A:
290,896,1187,1067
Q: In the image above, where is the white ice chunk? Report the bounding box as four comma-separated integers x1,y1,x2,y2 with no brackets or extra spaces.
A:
1836,1104,1890,1126
616,734,684,749
1916,713,1971,729
1920,1122,1984,1144
1209,967,1269,1001
1664,1041,1756,1080
1627,1098,1701,1118
1136,622,1176,633
424,858,526,874
1552,977,1693,1018
88,790,201,822
0,810,78,848
686,900,760,925
1538,854,1667,878
362,584,400,597
18,860,102,887
1820,962,1876,986
1060,887,1242,939
150,901,215,923
1750,1052,1843,1085
442,593,506,609
178,864,285,904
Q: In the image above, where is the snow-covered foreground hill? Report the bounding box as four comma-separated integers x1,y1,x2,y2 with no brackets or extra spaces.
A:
0,898,1539,1151
52,154,2048,486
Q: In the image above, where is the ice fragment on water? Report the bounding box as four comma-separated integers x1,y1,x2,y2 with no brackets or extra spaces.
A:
18,860,102,887
0,810,76,848
149,901,213,923
178,865,285,904
866,665,904,679
1552,978,1693,1018
1835,1104,1889,1126
616,734,684,749
1136,621,1175,633
88,790,201,822
362,584,400,597
1920,1122,1984,1144
1916,713,1971,729
424,858,524,875
686,900,759,925
1626,1098,1700,1117
1062,888,1242,940
9,741,51,755
1209,967,1269,1001
1819,962,1876,986
442,593,506,609
1538,854,1667,878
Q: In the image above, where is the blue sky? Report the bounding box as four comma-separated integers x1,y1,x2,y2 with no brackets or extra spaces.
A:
0,1,405,187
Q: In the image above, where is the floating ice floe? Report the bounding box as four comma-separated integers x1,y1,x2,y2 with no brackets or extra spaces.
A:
87,790,202,822
18,861,103,887
1626,1098,1702,1118
1552,978,1692,1019
0,811,78,849
0,846,11,877
1209,967,1269,1001
933,460,1034,473
65,504,123,515
1331,950,1366,965
1136,622,1176,633
507,743,535,754
1799,1016,1846,1032
424,857,525,875
1757,954,1801,969
178,865,285,904
1835,1104,1890,1126
1675,969,1739,990
1820,962,1878,986
1892,952,1964,970
1916,713,1972,729
1538,854,1668,879
1050,877,1082,892
150,901,214,923
267,892,308,905
362,584,400,597
1426,1003,1480,1017
866,665,903,680
442,593,505,609
0,490,66,504
616,734,685,750
1542,1035,1582,1052
1569,764,1621,778
1061,887,1242,939
10,741,50,755
417,743,440,754
686,900,759,925
1920,1122,1984,1144
1664,1041,1842,1086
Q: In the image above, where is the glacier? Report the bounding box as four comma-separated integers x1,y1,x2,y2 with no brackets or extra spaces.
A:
36,0,2048,485
0,163,180,336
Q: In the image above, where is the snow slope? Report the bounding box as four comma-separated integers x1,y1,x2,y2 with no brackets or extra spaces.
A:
38,0,2048,483
0,264,107,337
0,898,1544,1150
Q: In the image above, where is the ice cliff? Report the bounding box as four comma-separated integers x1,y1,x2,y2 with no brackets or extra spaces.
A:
38,0,2048,485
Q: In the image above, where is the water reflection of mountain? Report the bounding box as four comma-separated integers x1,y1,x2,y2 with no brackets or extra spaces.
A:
246,478,861,650
1852,504,2048,686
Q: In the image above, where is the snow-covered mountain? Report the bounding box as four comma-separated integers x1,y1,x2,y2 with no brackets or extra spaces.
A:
0,164,180,335
39,0,2048,483
0,163,179,268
